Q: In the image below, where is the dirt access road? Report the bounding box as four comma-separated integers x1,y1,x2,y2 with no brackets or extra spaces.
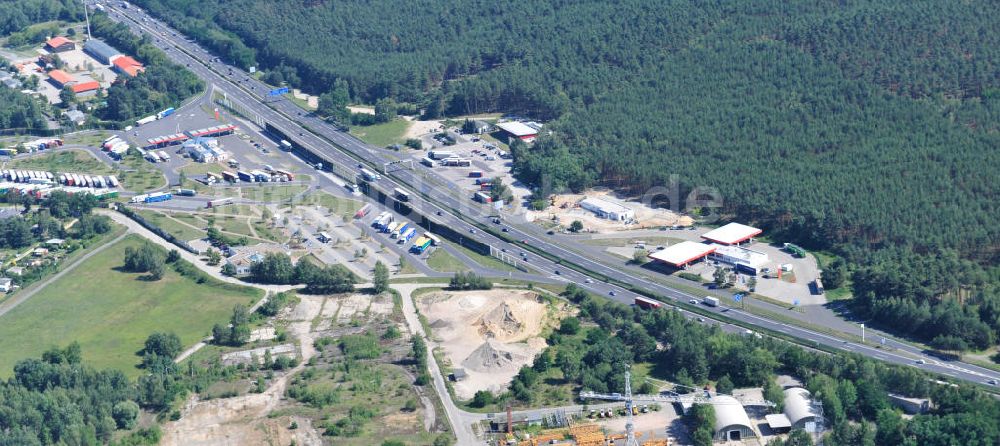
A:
395,283,486,445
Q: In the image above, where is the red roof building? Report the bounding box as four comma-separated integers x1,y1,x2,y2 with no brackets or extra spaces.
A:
71,81,100,95
45,36,75,53
48,69,76,88
112,56,145,77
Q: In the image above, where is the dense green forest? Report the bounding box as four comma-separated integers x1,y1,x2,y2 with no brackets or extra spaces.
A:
130,0,1000,347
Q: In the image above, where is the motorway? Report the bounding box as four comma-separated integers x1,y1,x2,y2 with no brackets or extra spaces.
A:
100,2,1000,391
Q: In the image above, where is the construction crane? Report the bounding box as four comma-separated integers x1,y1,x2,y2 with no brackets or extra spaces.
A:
579,368,776,446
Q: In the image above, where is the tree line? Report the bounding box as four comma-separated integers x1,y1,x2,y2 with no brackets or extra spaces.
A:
242,252,357,294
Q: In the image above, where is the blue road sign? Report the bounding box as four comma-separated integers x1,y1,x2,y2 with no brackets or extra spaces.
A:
733,293,744,302
268,87,290,97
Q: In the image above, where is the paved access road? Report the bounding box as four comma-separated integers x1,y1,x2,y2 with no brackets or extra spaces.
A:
99,2,1000,390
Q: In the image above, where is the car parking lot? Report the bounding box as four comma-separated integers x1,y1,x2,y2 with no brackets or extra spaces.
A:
409,127,532,206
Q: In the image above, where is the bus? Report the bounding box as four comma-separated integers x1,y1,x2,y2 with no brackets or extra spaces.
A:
207,197,234,208
394,187,411,202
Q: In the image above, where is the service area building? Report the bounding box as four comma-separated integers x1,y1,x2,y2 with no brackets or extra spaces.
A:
647,241,716,268
496,121,539,143
580,197,635,222
701,222,762,246
709,244,770,275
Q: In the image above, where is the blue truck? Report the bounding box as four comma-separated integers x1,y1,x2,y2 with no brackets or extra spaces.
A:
144,192,172,203
157,107,175,119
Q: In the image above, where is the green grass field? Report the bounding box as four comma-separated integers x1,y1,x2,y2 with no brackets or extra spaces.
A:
426,248,464,272
8,149,113,175
0,235,262,377
349,119,410,147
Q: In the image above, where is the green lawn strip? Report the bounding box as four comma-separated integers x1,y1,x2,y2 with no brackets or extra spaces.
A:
300,191,364,221
446,241,520,273
134,209,207,242
0,235,262,377
425,248,465,272
579,236,686,248
349,119,410,147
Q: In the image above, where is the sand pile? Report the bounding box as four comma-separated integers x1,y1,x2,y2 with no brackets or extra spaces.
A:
477,302,523,341
462,340,528,373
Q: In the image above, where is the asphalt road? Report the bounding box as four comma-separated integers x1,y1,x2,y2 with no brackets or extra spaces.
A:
99,2,1000,390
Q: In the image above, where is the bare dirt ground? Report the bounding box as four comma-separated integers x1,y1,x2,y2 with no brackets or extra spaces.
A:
403,116,442,140
348,105,375,115
160,297,326,446
416,289,558,400
531,190,693,233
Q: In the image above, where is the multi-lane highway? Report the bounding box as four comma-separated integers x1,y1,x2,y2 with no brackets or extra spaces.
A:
99,2,1000,389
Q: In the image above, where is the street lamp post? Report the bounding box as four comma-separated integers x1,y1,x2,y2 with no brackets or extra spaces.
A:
861,323,865,343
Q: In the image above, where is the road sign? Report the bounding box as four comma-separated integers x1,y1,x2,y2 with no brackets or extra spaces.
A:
733,293,744,302
268,87,289,97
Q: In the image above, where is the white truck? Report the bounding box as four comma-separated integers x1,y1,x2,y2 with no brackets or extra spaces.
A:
703,296,719,307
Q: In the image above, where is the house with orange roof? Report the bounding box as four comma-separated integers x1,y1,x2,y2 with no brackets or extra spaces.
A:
71,81,100,97
45,36,75,53
47,69,76,88
112,56,145,77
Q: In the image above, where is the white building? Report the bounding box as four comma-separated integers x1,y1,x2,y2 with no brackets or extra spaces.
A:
0,278,12,292
783,387,820,429
712,395,756,441
580,197,635,222
708,244,770,271
183,138,228,163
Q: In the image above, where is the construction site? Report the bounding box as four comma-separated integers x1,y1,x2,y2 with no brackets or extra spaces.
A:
531,191,693,233
416,289,565,400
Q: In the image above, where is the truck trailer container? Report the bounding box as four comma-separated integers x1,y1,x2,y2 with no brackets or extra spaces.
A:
394,187,411,202
221,171,237,182
237,170,255,182
144,192,172,203
398,228,416,243
634,297,662,310
354,203,372,219
392,223,409,238
429,151,454,160
207,197,233,208
360,168,381,182
425,233,441,246
474,192,492,203
410,237,432,254
157,150,170,161
469,171,483,178
135,115,157,126
703,296,719,307
156,107,175,119
421,157,434,167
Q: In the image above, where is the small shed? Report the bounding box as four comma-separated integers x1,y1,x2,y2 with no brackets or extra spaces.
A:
0,278,12,292
450,368,467,381
5,267,24,276
45,238,66,248
889,394,931,414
